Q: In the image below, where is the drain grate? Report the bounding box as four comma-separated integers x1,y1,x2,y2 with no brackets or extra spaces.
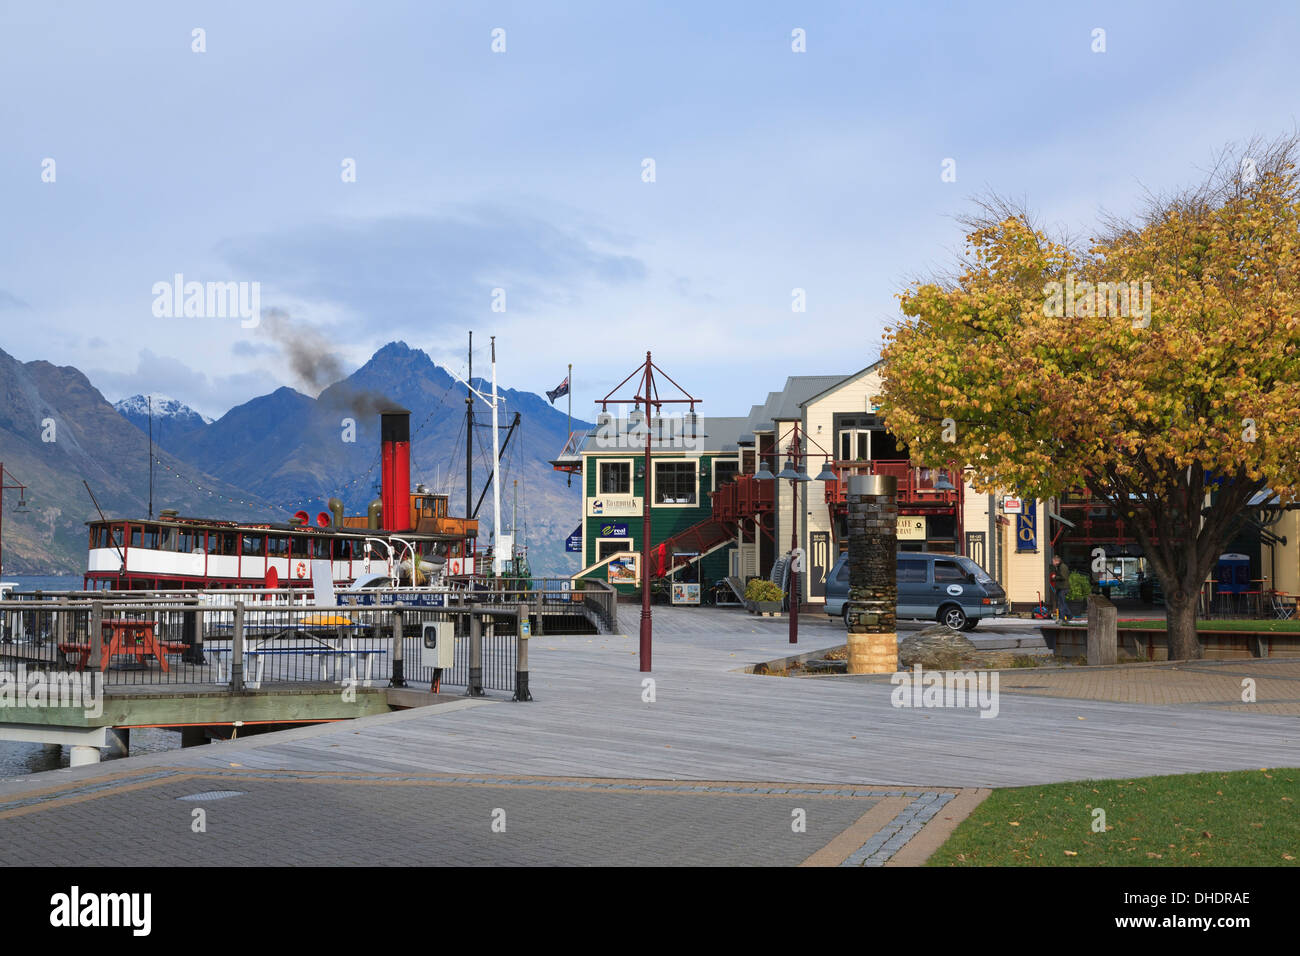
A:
177,790,246,802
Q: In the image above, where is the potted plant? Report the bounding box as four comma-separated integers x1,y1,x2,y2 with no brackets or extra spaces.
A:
1066,571,1092,620
744,578,785,615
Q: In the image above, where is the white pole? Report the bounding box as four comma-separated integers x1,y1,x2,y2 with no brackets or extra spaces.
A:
491,336,503,575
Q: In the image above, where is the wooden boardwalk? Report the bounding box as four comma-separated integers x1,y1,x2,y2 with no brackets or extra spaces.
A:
141,607,1300,789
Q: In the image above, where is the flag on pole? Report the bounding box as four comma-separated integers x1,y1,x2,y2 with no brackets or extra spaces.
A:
546,375,570,405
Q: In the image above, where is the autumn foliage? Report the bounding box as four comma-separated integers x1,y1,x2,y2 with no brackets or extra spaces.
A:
878,138,1300,659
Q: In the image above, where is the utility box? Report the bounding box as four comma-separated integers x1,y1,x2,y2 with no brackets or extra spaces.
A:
421,621,455,669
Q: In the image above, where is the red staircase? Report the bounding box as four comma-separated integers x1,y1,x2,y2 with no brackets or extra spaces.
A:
650,475,773,578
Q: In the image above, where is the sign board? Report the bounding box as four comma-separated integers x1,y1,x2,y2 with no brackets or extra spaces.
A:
671,582,701,605
587,496,643,517
597,522,630,538
1016,507,1037,551
606,551,640,585
565,525,582,552
1002,497,1022,514
340,591,446,607
897,516,927,541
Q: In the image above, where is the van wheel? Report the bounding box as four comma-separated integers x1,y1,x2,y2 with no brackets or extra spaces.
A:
939,604,967,630
960,619,979,631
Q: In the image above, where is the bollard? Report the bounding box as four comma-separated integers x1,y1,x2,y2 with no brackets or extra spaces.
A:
231,602,245,692
89,599,103,671
513,605,533,702
1086,594,1117,665
468,613,485,697
389,609,406,688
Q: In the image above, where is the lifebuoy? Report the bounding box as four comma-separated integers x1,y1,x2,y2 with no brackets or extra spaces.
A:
295,562,307,579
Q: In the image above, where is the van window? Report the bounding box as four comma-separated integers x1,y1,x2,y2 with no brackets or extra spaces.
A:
957,556,994,585
934,560,965,583
833,558,850,583
898,559,927,583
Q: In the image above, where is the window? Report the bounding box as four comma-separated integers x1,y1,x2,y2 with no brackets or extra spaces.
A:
241,534,266,557
178,530,195,553
291,536,310,557
838,428,870,461
158,526,177,551
210,532,237,556
266,536,290,558
712,459,739,490
597,539,633,561
129,525,143,549
141,525,160,550
599,461,632,495
654,461,697,505
311,537,332,560
933,560,966,583
898,559,928,583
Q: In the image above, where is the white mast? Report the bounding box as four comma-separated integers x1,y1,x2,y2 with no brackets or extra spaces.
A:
491,336,508,575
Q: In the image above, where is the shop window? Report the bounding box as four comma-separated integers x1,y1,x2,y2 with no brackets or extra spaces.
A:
654,461,697,505
713,459,740,490
599,461,632,495
597,539,633,561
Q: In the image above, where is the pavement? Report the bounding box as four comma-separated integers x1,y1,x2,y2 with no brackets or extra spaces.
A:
0,607,1295,867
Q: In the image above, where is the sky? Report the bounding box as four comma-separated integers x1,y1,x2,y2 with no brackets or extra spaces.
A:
2,0,1298,421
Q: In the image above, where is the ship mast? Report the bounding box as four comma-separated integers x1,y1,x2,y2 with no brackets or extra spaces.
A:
490,336,505,576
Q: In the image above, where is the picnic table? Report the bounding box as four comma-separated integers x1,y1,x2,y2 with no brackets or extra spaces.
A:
58,619,187,672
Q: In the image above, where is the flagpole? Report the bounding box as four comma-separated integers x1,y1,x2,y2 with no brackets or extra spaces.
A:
567,363,572,448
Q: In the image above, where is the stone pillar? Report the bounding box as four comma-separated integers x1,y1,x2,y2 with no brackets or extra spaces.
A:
846,474,899,674
1086,594,1117,665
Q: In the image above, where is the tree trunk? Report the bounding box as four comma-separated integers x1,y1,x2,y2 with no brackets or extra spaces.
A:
1165,590,1202,661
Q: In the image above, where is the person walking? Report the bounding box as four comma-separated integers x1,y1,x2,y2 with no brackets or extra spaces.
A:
1050,555,1072,624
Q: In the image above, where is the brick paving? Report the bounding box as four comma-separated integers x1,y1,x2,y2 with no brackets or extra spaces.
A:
0,768,970,867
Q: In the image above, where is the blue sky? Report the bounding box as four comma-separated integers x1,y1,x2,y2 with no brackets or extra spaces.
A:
2,1,1298,420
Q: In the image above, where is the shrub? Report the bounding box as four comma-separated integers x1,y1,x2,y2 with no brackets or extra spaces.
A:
745,579,784,603
1067,571,1093,601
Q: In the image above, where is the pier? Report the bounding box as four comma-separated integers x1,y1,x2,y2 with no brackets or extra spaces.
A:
0,581,616,764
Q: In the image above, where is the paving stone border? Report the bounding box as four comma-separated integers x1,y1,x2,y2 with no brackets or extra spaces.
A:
841,792,956,866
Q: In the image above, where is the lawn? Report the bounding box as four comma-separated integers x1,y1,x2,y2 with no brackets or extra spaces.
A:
1112,619,1300,632
928,769,1300,866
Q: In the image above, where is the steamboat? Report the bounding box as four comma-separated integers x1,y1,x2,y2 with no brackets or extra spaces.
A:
84,408,480,591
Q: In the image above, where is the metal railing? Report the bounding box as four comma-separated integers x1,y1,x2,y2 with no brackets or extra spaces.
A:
0,597,534,699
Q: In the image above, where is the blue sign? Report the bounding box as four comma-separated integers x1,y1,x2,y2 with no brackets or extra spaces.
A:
1016,506,1037,552
565,525,582,552
598,522,629,538
337,592,446,607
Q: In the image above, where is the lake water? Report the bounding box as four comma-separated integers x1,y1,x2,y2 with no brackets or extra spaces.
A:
1,575,183,778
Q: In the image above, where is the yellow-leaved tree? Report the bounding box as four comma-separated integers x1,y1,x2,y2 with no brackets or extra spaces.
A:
879,137,1300,660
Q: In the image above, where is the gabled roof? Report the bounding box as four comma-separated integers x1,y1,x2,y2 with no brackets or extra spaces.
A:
798,360,885,408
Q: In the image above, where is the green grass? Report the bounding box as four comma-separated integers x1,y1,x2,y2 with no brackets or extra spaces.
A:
1114,619,1300,632
928,769,1300,866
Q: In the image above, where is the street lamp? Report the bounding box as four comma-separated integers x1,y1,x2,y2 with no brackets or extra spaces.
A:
769,423,837,645
597,352,700,673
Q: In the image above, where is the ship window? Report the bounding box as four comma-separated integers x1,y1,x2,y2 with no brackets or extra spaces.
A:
210,532,237,556
178,530,195,553
242,534,266,557
158,526,176,551
266,536,289,557
129,525,142,549
141,525,160,549
291,536,310,557
311,537,332,560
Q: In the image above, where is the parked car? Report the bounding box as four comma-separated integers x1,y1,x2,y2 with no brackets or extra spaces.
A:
824,551,1008,630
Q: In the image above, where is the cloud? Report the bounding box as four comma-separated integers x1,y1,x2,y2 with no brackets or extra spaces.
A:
0,290,30,310
87,348,272,421
213,202,648,336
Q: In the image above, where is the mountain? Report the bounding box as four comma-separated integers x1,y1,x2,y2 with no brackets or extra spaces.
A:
160,342,590,576
114,394,213,452
0,349,273,576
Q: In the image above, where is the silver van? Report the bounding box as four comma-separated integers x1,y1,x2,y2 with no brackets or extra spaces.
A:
823,551,1008,630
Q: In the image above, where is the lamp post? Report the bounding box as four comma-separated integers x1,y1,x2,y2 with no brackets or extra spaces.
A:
0,463,30,582
597,352,700,673
773,422,837,645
